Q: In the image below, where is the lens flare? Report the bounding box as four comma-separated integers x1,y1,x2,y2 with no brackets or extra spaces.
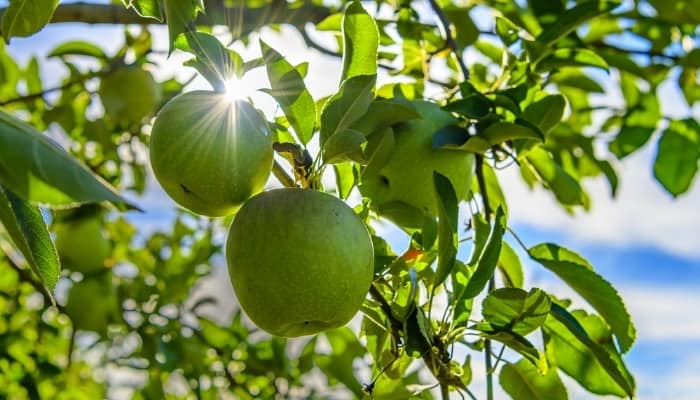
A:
224,77,255,103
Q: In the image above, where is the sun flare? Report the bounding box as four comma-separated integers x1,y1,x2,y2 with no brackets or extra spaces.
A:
224,77,256,103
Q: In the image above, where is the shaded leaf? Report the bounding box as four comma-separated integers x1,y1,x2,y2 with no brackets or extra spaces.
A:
522,95,567,134
323,129,366,164
0,110,136,209
0,185,59,294
653,120,700,196
462,207,506,298
432,172,458,289
482,288,551,336
320,74,376,146
349,99,419,136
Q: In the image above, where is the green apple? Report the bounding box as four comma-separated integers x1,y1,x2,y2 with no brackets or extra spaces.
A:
149,91,274,217
64,275,118,336
54,217,111,274
226,188,374,337
99,66,161,125
359,100,474,228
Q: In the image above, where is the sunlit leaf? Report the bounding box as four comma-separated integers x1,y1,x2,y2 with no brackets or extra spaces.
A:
0,185,59,295
1,0,59,42
500,359,567,400
530,243,636,352
260,41,316,144
341,1,378,80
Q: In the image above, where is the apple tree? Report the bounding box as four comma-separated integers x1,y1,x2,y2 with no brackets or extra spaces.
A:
0,0,698,398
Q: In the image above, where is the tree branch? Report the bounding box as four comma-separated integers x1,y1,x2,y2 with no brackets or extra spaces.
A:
0,1,330,32
475,155,494,400
0,70,106,106
426,0,470,81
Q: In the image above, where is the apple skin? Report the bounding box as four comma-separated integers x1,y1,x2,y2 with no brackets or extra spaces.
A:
99,67,161,125
54,217,111,274
359,100,474,228
64,275,118,336
226,188,374,337
149,91,274,217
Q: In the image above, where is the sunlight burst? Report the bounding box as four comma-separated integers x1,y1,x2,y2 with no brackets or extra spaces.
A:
223,77,256,103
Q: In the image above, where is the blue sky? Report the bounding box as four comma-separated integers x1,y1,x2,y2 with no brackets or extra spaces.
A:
4,1,700,398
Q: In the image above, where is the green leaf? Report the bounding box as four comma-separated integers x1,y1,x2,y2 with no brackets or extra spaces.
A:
546,305,635,397
432,172,458,290
530,0,621,61
444,7,479,47
0,185,59,295
482,121,544,145
341,1,378,80
495,16,520,46
467,213,491,266
525,147,586,206
498,242,523,288
48,41,108,59
260,41,316,144
175,31,242,92
608,125,655,159
334,162,357,200
1,0,59,42
477,163,508,216
349,99,420,136
318,327,365,395
500,359,568,400
362,126,395,177
451,261,474,326
522,95,567,134
320,74,376,146
462,207,506,299
653,120,700,197
444,95,493,120
164,0,204,51
537,48,609,72
0,110,137,210
529,243,636,352
122,0,164,21
323,129,366,164
551,69,606,93
199,318,235,349
482,288,551,336
482,330,548,373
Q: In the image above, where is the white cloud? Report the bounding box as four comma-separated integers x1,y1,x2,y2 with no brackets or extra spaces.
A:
499,143,700,260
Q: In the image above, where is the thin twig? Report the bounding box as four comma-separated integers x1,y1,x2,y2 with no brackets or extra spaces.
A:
426,0,470,80
475,156,494,400
0,71,104,106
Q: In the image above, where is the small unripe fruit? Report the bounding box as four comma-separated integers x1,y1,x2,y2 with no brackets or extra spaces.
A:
54,217,111,274
99,67,161,125
360,100,474,228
